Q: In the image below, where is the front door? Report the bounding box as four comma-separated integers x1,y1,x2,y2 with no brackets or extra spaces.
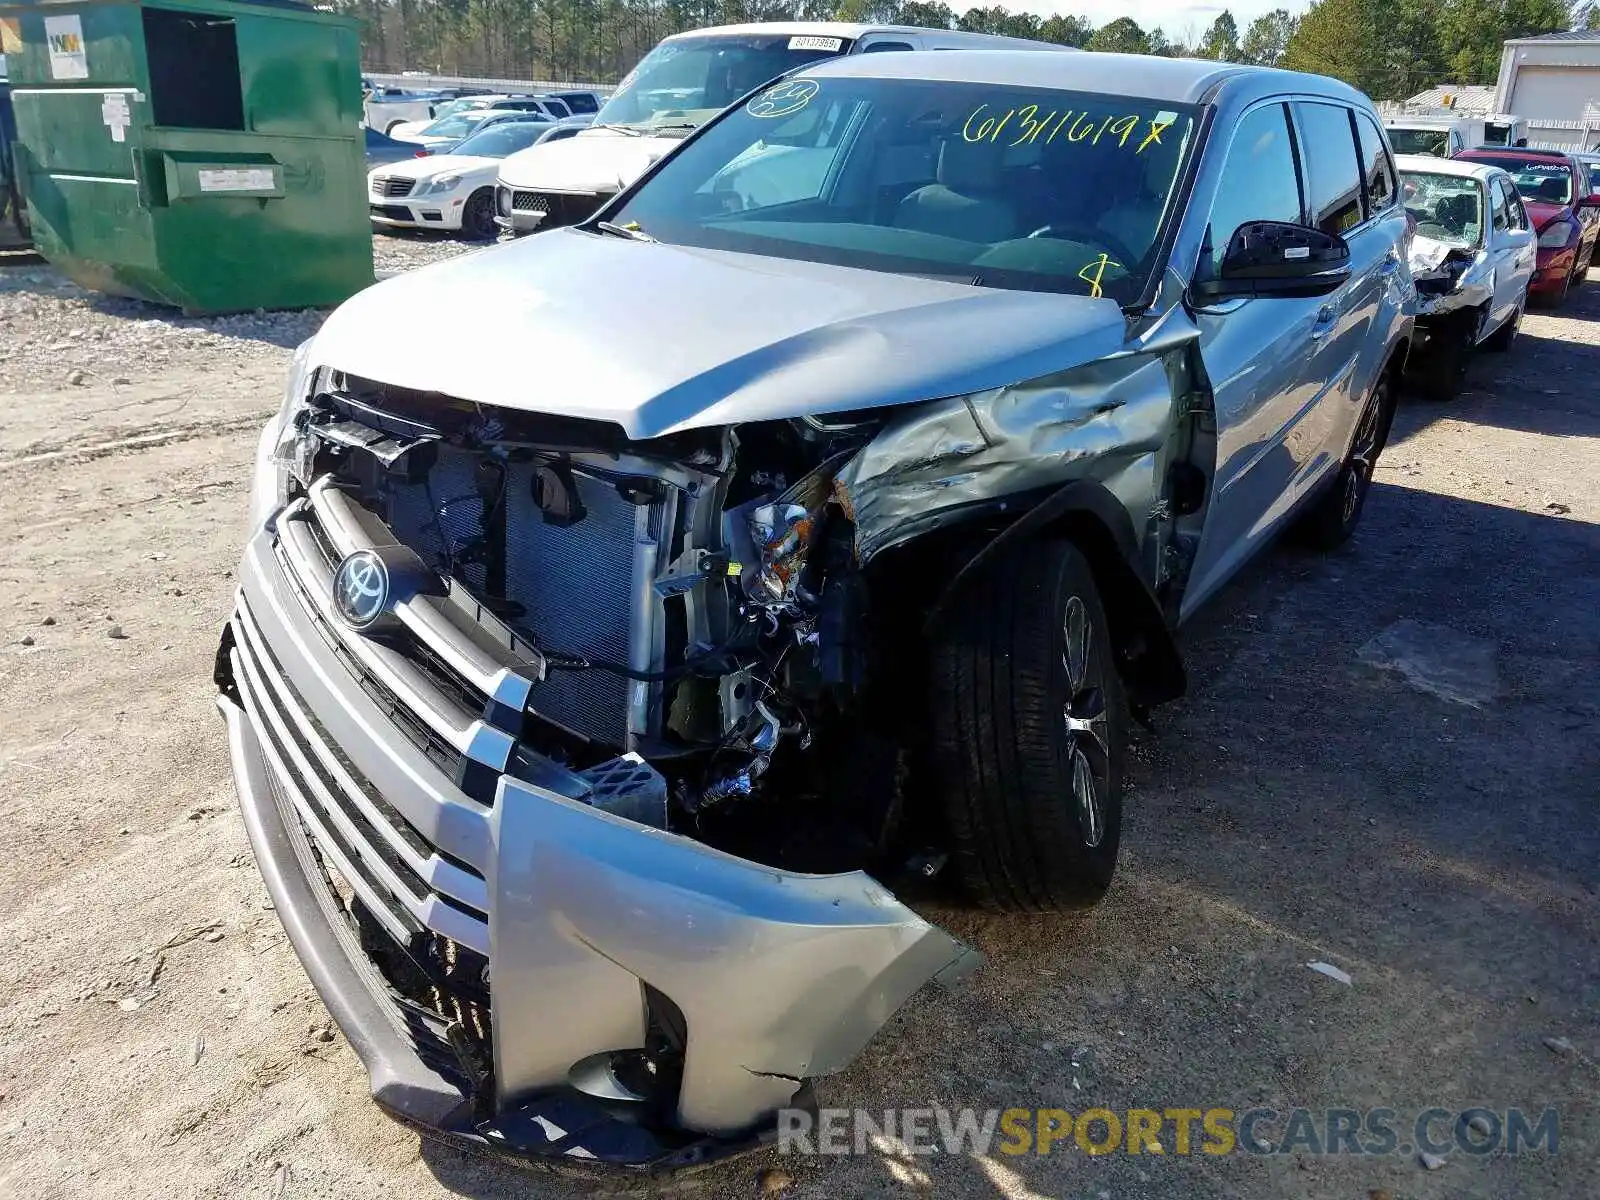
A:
1182,101,1324,617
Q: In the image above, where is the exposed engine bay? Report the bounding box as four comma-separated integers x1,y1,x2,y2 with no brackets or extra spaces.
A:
280,370,930,878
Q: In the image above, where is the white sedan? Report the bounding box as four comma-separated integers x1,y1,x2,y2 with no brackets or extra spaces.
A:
368,119,553,239
1396,153,1537,399
391,106,553,150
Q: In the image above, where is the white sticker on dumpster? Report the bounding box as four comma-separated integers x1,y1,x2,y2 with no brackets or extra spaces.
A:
45,15,89,80
197,168,276,193
101,93,131,143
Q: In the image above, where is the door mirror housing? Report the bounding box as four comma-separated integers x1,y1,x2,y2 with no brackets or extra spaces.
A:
1194,220,1352,301
1578,192,1600,209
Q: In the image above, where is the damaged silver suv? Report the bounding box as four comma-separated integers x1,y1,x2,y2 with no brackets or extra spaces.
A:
216,51,1409,1173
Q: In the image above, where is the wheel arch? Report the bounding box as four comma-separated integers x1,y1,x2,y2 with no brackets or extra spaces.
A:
870,481,1187,712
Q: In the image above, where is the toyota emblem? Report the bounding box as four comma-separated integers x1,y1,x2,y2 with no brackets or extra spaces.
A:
332,550,390,630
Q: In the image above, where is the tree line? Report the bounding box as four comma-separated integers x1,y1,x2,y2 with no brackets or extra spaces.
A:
341,0,1579,101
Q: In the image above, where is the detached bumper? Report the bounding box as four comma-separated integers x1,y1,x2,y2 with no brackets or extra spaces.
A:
214,520,976,1169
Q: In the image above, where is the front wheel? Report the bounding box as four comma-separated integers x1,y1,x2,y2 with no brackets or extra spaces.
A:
460,188,497,240
1298,368,1394,550
929,540,1127,912
1482,299,1522,352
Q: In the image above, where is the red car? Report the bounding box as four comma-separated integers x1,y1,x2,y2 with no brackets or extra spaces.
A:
1455,148,1600,304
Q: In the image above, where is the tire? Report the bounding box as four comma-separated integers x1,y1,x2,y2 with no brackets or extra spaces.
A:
460,188,497,240
1298,366,1395,550
1482,299,1522,352
929,539,1127,912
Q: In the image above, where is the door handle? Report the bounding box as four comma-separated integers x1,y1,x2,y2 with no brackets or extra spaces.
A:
1310,303,1338,339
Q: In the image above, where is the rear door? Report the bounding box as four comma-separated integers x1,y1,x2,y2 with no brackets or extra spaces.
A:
1488,175,1534,328
1274,102,1393,513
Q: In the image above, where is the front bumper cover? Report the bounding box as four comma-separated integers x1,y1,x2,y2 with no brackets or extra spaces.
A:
215,526,978,1171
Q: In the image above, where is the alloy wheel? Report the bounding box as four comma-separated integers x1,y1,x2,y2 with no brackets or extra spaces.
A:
1342,376,1388,525
1061,595,1110,848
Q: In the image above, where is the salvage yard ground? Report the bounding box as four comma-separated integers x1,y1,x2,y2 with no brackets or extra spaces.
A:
0,234,1596,1200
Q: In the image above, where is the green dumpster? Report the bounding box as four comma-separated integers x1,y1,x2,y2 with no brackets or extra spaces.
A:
0,0,373,313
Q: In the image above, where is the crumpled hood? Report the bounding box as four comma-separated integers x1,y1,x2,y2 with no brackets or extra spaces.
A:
496,131,681,194
313,230,1131,440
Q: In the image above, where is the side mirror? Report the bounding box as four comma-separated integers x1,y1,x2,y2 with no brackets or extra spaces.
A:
1579,193,1600,209
1193,220,1352,301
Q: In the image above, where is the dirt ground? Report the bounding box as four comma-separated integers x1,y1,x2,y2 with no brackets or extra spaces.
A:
0,238,1595,1200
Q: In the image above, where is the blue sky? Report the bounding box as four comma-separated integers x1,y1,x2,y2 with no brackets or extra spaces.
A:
1000,0,1311,41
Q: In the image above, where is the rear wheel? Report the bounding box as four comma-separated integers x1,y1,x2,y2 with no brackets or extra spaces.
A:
460,188,497,240
1299,366,1394,550
929,540,1126,912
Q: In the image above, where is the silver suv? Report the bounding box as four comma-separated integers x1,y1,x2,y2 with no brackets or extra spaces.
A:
217,51,1410,1172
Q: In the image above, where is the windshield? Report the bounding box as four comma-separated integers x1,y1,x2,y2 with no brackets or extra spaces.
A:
1388,127,1450,156
1469,155,1572,204
419,111,490,139
431,97,490,120
452,121,547,158
609,76,1197,303
594,34,854,133
1399,171,1484,246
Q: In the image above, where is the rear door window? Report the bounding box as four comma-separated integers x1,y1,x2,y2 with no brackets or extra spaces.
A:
1294,102,1364,235
1355,112,1396,216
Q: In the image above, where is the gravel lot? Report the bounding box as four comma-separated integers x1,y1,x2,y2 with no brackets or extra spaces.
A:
0,234,1595,1200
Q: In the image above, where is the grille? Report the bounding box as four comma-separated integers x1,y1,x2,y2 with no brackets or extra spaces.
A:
372,175,415,198
508,188,607,228
370,204,413,222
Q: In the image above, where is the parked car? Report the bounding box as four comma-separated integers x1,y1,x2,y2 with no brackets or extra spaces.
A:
1396,155,1534,398
1384,114,1526,157
389,95,571,141
543,88,603,115
530,114,596,146
363,124,425,170
364,87,447,135
1455,147,1600,304
395,106,551,150
369,119,555,239
221,51,1409,1173
495,20,1073,235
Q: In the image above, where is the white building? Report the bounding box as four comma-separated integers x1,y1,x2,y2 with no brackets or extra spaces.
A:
1493,30,1600,149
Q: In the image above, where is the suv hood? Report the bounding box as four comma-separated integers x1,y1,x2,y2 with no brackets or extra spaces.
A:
313,230,1131,440
496,131,680,194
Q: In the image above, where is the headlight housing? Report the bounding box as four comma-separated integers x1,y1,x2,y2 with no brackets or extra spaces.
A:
1538,220,1576,249
252,340,316,530
420,173,462,196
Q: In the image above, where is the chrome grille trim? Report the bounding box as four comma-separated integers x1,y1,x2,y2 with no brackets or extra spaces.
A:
307,478,539,713
277,499,517,773
233,603,490,920
232,614,490,955
372,175,415,198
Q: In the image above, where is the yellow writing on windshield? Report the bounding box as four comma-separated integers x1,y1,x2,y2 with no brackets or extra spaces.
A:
1078,254,1121,299
962,105,1174,154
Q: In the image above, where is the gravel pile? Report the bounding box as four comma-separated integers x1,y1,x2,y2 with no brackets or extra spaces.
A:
0,232,476,394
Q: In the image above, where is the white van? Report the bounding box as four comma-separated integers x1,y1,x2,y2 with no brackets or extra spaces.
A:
1384,113,1528,157
494,21,1069,235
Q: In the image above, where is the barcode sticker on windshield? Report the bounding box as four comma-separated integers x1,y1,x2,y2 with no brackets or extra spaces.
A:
789,35,843,51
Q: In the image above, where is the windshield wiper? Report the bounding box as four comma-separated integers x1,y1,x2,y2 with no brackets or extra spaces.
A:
595,220,658,243
589,122,647,136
